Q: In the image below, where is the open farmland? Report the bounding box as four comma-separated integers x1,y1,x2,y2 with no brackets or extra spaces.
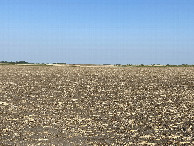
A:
0,65,193,145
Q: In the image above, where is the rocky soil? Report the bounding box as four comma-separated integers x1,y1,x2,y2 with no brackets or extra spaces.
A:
0,65,193,145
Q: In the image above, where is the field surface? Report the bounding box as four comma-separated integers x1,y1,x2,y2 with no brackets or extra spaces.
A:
0,65,193,145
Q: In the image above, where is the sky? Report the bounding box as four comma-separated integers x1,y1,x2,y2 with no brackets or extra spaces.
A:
0,0,194,64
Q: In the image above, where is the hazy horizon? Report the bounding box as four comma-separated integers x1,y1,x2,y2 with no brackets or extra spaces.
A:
1,0,194,64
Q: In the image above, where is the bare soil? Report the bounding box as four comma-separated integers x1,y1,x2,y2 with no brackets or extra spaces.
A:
0,65,193,145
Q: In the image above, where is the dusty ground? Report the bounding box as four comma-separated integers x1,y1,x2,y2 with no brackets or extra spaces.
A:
0,65,193,145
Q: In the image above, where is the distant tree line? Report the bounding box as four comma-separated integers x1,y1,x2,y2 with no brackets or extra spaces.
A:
165,64,194,67
53,63,66,64
0,61,67,65
0,61,29,64
113,64,194,67
0,61,193,67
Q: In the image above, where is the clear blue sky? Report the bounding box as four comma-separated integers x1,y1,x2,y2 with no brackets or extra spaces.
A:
0,0,194,64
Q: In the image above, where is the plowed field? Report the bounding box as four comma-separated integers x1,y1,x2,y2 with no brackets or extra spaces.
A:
0,65,193,145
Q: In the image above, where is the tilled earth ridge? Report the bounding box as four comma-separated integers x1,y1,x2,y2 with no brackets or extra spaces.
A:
0,66,193,145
